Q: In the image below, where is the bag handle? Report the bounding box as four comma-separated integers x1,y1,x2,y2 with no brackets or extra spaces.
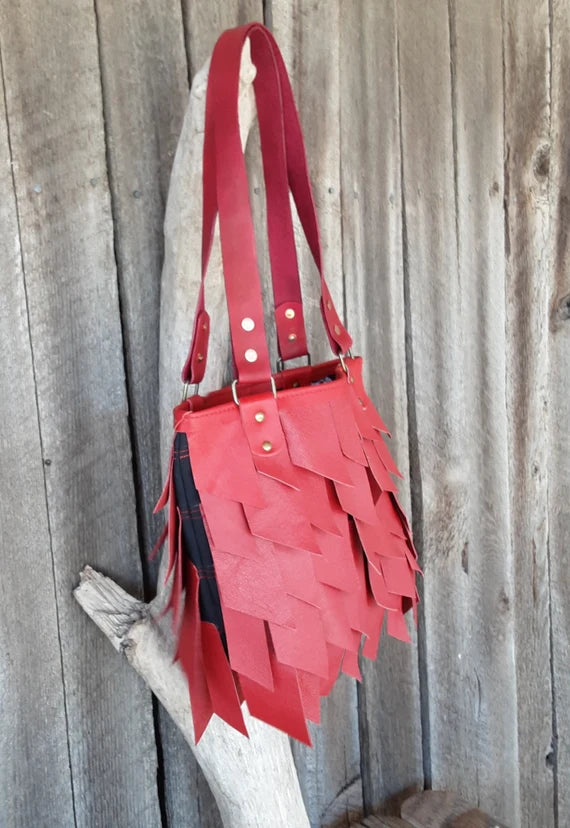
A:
182,26,310,385
183,23,352,387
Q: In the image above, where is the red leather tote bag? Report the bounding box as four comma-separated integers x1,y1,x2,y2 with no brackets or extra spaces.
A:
154,22,422,745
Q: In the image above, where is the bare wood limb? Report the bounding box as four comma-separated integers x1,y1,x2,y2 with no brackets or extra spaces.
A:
75,566,309,828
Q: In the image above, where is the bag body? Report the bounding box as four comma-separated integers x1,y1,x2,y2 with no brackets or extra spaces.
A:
155,22,421,745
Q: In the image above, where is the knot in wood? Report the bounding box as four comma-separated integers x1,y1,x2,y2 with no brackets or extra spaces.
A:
533,143,550,180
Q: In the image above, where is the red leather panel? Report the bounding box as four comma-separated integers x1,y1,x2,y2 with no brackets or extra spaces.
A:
221,604,274,690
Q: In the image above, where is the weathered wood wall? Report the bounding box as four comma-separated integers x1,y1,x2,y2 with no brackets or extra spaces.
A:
0,2,567,826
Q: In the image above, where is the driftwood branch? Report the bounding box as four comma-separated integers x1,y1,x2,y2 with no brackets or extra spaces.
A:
75,40,310,828
74,567,309,828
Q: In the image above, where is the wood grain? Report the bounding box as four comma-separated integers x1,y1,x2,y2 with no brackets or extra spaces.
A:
93,0,188,571
549,3,570,824
271,2,361,825
448,0,519,819
339,0,423,813
0,59,76,828
320,778,363,828
0,0,161,824
398,0,519,822
503,2,555,825
183,0,263,77
92,2,201,824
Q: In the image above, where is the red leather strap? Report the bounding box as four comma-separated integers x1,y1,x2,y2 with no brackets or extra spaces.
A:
183,27,308,383
268,34,352,356
255,43,310,363
184,26,310,382
182,23,352,385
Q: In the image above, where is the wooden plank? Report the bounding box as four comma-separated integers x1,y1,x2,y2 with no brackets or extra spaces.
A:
0,1,162,824
270,2,361,825
161,751,221,828
339,0,423,812
92,4,203,824
549,3,570,823
94,0,188,571
0,64,76,828
502,2,555,826
450,0,520,818
398,1,519,823
184,1,263,77
320,778,363,828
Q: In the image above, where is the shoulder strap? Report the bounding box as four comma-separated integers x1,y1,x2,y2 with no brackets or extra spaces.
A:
182,23,352,386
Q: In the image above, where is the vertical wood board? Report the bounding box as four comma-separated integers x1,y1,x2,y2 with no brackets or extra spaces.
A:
92,5,195,822
398,1,519,822
339,0,423,814
503,1,555,824
0,1,161,824
0,61,76,828
184,1,263,77
450,0,520,820
549,3,570,823
94,0,189,574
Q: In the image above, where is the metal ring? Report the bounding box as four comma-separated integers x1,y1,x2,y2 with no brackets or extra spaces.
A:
338,350,353,376
232,376,277,406
182,382,199,402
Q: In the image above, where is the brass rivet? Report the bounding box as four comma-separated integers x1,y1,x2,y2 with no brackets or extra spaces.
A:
245,348,258,362
262,440,272,452
197,353,204,362
255,411,265,423
334,324,341,335
292,382,300,388
202,322,208,331
285,308,295,319
326,300,332,310
288,333,297,341
241,317,255,331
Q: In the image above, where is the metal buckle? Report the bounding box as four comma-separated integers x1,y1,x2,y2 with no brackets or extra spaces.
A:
276,352,312,373
182,382,199,402
232,376,277,407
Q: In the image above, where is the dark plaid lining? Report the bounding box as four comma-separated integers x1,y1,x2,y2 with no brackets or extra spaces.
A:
172,432,227,648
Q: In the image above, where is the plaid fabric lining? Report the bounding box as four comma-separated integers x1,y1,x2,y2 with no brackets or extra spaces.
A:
172,432,227,648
